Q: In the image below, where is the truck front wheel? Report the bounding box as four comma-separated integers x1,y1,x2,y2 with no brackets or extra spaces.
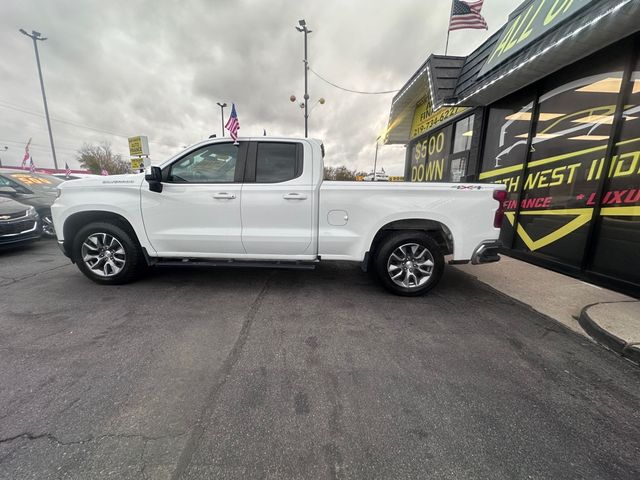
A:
374,232,444,296
72,222,144,285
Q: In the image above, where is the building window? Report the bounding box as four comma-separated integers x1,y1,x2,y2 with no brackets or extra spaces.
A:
480,89,536,245
452,114,475,153
408,125,452,182
514,57,626,267
590,60,640,285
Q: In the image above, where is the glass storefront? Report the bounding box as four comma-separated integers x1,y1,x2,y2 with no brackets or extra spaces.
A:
478,40,640,291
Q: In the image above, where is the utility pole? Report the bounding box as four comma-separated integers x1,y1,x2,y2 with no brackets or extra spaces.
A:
216,102,227,137
19,29,58,170
296,20,312,138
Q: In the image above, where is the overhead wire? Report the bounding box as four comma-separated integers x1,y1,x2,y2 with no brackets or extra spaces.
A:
307,66,399,95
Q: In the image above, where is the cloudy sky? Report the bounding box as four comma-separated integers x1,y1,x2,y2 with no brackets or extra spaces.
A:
1,0,519,175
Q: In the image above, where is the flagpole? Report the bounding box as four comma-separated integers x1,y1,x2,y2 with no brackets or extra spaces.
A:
445,0,454,55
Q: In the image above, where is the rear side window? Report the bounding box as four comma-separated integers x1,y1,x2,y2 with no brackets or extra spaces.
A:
255,143,300,183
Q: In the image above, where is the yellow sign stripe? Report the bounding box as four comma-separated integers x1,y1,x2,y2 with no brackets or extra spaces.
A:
505,209,594,251
600,206,640,217
479,164,523,180
479,136,640,180
518,208,593,216
528,136,640,169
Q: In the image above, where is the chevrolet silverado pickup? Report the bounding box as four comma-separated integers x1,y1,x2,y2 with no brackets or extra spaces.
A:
51,137,506,296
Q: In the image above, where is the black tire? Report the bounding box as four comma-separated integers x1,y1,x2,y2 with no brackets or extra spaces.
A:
72,221,145,285
373,231,444,296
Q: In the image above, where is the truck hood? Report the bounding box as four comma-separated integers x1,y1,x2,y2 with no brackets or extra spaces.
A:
59,173,145,190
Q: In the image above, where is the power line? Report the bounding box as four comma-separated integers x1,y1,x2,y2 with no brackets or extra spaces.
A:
0,138,78,153
0,100,130,137
0,99,180,149
308,66,399,95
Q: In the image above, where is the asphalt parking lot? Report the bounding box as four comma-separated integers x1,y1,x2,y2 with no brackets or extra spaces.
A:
1,241,639,480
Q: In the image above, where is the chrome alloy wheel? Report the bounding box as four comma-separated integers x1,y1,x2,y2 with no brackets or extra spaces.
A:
387,243,435,289
81,233,126,277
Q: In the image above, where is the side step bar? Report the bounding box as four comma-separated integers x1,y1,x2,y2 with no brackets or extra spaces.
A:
155,258,319,270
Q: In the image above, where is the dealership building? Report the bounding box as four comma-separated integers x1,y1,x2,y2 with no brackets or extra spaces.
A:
385,0,640,295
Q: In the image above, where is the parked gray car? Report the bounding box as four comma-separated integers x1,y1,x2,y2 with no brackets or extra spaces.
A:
0,169,63,237
0,195,41,247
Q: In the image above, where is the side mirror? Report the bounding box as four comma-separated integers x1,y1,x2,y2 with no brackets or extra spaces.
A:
0,186,17,196
145,166,163,193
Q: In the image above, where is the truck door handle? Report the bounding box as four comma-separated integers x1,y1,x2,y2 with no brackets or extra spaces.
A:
213,192,236,199
283,193,307,200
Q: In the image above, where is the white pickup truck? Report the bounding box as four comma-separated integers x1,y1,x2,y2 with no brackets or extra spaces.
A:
52,137,506,296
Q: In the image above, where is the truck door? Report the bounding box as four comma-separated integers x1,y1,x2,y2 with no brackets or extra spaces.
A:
141,142,247,256
241,141,314,256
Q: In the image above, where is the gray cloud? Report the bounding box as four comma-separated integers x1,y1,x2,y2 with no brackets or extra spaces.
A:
0,0,518,174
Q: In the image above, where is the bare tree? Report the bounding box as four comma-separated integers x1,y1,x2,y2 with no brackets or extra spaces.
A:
76,142,129,175
324,165,367,181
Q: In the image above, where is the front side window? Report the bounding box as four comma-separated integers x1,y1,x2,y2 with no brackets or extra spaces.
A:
169,144,238,183
255,143,299,183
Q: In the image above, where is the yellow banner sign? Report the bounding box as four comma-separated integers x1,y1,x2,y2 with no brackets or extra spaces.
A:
130,158,144,170
411,99,467,140
128,136,149,157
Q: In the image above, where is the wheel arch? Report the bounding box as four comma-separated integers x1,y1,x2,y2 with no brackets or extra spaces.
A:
63,211,145,262
365,218,454,270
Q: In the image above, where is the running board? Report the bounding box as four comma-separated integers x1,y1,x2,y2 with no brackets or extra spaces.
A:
155,258,319,270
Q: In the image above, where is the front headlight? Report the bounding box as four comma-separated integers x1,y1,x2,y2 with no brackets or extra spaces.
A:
56,188,62,198
27,206,37,217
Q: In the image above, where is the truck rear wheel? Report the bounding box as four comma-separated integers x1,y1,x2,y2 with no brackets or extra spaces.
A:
72,222,144,285
373,232,444,296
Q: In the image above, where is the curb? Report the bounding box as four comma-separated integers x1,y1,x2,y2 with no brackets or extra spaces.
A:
578,303,640,365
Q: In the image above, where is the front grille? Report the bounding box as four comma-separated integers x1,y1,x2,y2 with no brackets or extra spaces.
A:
0,210,28,220
0,219,36,236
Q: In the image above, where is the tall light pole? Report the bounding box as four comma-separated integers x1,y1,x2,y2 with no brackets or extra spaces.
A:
216,102,227,137
295,19,312,138
0,146,7,167
372,136,381,181
19,29,58,170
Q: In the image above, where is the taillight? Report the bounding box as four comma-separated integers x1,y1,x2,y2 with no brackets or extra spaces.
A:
493,189,507,228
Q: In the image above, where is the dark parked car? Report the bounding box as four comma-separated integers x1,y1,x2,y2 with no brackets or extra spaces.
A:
0,196,41,247
0,169,63,237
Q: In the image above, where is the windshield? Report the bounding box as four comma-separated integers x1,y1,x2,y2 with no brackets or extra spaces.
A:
3,172,63,194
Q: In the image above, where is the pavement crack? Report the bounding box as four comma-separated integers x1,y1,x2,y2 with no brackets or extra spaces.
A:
0,431,188,448
170,272,275,480
0,263,71,287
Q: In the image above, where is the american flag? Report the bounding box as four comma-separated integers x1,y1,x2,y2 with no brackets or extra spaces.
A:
225,103,240,143
449,0,488,31
21,139,31,169
29,156,36,173
65,162,71,179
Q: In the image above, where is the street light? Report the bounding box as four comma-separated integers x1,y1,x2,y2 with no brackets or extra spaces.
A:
216,102,227,137
295,19,312,137
19,29,58,170
0,146,7,167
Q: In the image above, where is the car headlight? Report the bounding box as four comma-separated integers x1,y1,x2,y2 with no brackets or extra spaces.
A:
56,188,62,198
27,206,37,217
